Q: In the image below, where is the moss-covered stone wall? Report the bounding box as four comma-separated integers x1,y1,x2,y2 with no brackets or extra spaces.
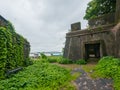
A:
0,16,30,79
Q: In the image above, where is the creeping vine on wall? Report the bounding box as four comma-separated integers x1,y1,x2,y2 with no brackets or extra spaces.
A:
0,18,30,79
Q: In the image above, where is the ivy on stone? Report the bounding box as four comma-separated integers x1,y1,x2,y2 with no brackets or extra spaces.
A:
0,21,30,79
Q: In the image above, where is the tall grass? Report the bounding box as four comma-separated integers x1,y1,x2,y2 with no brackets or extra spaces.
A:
0,60,75,90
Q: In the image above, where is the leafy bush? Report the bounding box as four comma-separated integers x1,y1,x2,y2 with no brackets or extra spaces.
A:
0,61,74,90
40,54,58,63
46,56,87,65
93,56,120,90
113,67,120,90
43,56,73,64
94,56,120,77
40,53,47,59
47,57,57,63
76,59,87,65
57,57,73,64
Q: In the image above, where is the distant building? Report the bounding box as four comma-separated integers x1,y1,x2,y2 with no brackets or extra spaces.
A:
30,53,39,58
42,52,62,56
30,51,62,58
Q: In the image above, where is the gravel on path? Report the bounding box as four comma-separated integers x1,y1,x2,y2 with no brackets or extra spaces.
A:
72,68,113,90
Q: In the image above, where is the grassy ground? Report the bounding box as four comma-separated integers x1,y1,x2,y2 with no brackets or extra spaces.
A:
4,55,119,90
55,63,96,78
46,56,120,90
81,64,96,78
53,63,81,70
37,56,120,89
0,60,76,90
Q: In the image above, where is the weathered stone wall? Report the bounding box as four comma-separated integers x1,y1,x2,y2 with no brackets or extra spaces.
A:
88,13,115,27
24,40,30,61
66,37,81,60
63,24,117,60
111,23,120,57
64,1,120,61
63,37,70,58
116,27,120,57
115,0,120,22
0,15,8,27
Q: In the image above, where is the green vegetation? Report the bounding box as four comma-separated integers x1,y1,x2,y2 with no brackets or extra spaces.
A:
57,57,73,64
84,0,116,20
46,55,86,65
40,53,47,59
82,65,96,73
92,56,120,90
76,59,87,65
39,53,86,64
47,56,58,63
0,21,30,79
0,60,76,90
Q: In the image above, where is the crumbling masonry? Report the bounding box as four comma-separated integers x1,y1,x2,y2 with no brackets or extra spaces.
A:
63,0,120,61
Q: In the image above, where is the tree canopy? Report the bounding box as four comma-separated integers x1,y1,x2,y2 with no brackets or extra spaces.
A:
84,0,116,20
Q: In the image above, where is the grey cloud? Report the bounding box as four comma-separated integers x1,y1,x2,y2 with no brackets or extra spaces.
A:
0,0,90,52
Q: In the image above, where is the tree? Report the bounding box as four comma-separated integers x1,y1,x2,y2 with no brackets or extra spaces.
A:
84,0,116,20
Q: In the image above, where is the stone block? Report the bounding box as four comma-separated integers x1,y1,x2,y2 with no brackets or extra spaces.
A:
71,22,81,31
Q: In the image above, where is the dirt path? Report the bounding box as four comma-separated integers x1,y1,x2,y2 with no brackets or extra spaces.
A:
53,63,114,90
72,67,114,90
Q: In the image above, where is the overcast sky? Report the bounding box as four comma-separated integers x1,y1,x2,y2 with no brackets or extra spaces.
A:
0,0,91,52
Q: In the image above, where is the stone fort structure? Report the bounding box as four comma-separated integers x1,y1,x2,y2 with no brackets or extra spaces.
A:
63,0,120,61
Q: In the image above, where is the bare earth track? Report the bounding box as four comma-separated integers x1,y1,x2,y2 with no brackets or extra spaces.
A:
56,63,114,90
72,67,113,90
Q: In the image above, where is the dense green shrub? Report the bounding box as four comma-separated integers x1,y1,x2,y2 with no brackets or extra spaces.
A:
0,61,73,90
76,59,87,65
47,56,64,63
47,57,57,63
46,56,86,65
0,20,30,79
57,57,73,64
113,67,120,90
94,56,120,77
40,53,47,59
0,27,8,79
93,56,120,90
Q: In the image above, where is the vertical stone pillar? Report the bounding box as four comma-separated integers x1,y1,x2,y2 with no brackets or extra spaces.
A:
63,37,71,58
114,0,120,57
115,0,120,23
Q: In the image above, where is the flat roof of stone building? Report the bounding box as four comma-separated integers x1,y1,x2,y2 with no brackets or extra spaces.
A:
66,24,115,37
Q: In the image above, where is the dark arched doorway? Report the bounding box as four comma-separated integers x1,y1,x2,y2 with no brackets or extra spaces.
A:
85,43,100,60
